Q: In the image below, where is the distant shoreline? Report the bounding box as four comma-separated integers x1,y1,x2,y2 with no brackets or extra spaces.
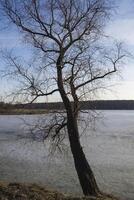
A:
1,100,134,114
0,108,134,115
0,109,48,115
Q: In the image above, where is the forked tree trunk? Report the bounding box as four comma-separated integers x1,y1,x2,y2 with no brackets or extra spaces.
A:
57,57,100,196
67,116,100,196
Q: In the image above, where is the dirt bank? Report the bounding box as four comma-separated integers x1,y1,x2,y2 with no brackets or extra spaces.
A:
0,182,119,200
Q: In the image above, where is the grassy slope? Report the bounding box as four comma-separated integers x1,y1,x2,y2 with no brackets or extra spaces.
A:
0,182,119,200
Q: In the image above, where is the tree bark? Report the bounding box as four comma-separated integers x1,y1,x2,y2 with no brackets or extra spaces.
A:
67,116,100,196
57,54,100,196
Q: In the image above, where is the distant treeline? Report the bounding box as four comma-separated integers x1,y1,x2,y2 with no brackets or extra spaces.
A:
12,100,134,110
1,100,134,110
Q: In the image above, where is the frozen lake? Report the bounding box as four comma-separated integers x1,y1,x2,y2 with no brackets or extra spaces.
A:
0,110,134,200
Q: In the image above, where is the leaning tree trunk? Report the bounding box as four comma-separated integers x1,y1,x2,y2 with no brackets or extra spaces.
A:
57,55,100,196
67,115,100,196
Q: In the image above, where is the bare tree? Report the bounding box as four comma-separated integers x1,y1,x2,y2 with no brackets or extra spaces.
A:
0,0,126,196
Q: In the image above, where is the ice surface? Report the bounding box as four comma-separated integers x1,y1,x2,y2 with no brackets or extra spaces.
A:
0,111,134,200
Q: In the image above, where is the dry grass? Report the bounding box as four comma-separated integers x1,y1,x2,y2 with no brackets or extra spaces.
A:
0,182,119,200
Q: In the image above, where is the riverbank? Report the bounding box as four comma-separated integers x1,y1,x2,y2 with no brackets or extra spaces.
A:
0,182,118,200
0,108,48,115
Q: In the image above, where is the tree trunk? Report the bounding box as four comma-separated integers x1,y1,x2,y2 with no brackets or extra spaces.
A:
56,55,100,196
67,116,100,196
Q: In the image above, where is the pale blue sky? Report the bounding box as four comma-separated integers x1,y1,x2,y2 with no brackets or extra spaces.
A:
0,0,134,101
103,0,134,100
